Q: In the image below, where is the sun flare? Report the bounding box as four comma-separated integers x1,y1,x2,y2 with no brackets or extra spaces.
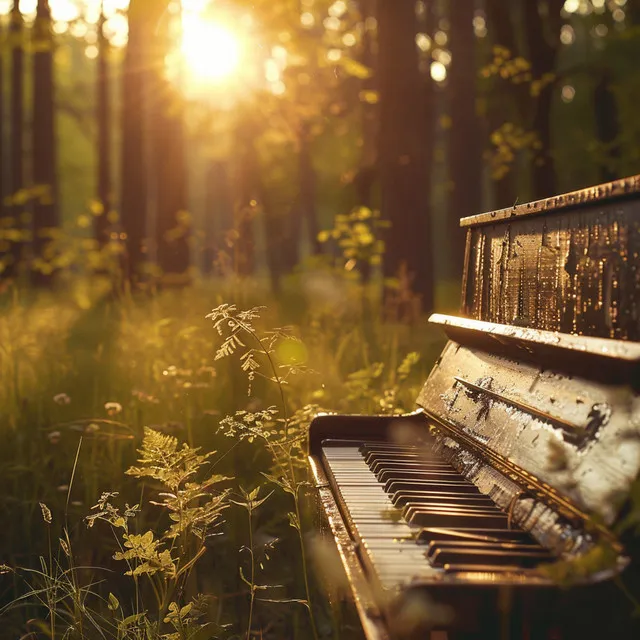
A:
180,17,241,84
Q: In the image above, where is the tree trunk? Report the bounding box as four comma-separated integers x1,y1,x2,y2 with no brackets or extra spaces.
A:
152,86,190,284
120,0,148,285
204,160,232,275
150,5,190,286
31,0,59,288
299,121,320,256
354,0,378,282
96,4,111,247
378,0,434,314
234,120,258,277
447,0,482,281
7,4,24,279
485,0,519,209
594,71,620,183
524,0,564,199
0,16,7,278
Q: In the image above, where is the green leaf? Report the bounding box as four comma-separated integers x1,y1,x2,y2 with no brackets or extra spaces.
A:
287,511,300,531
107,592,120,611
120,612,146,628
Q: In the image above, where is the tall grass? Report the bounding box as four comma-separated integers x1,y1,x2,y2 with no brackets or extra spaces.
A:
0,271,446,638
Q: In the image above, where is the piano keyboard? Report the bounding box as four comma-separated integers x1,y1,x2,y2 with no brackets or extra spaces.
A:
321,440,554,590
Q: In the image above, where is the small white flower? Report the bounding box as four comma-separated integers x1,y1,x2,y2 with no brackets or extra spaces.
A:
48,431,61,444
53,393,71,405
104,402,122,415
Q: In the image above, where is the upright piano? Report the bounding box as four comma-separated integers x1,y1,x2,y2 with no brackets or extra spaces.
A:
309,176,640,639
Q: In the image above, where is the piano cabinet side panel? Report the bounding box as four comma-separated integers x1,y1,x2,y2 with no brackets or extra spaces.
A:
416,341,640,528
462,200,640,340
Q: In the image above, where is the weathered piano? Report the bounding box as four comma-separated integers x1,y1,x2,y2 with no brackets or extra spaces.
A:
309,176,640,639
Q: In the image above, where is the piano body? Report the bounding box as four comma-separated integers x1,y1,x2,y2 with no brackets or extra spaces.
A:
309,176,640,639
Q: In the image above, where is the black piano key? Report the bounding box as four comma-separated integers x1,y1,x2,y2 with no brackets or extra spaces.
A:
442,563,529,574
408,509,511,529
385,479,482,494
379,469,477,484
370,460,460,475
403,503,503,522
417,527,536,544
430,547,553,568
393,491,495,507
425,540,548,560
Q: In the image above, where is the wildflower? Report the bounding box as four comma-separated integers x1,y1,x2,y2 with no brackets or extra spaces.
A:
48,431,61,445
53,393,71,405
85,423,100,434
105,401,122,415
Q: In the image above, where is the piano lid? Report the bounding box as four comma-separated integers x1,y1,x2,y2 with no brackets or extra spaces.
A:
460,174,640,341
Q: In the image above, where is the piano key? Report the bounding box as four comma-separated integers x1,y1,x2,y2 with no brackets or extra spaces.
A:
392,491,495,507
417,527,535,544
407,509,511,528
425,540,548,559
442,564,531,574
385,479,482,494
320,439,555,593
430,547,552,568
402,500,498,513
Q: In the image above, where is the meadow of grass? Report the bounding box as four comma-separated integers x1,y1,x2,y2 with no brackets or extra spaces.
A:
0,267,455,639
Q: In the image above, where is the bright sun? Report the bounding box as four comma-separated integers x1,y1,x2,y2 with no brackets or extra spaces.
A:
180,17,241,84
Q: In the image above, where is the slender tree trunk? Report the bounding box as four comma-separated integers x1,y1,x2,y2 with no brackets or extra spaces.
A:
299,121,320,256
7,4,24,279
378,0,433,314
354,0,378,282
96,4,111,247
485,0,519,209
204,160,232,275
0,16,7,278
594,71,620,183
356,0,377,210
150,5,190,285
234,120,257,277
524,0,564,199
152,86,190,282
447,0,482,281
120,0,148,284
31,0,59,288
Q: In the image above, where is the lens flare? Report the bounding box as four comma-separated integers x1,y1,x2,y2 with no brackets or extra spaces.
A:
180,17,241,84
